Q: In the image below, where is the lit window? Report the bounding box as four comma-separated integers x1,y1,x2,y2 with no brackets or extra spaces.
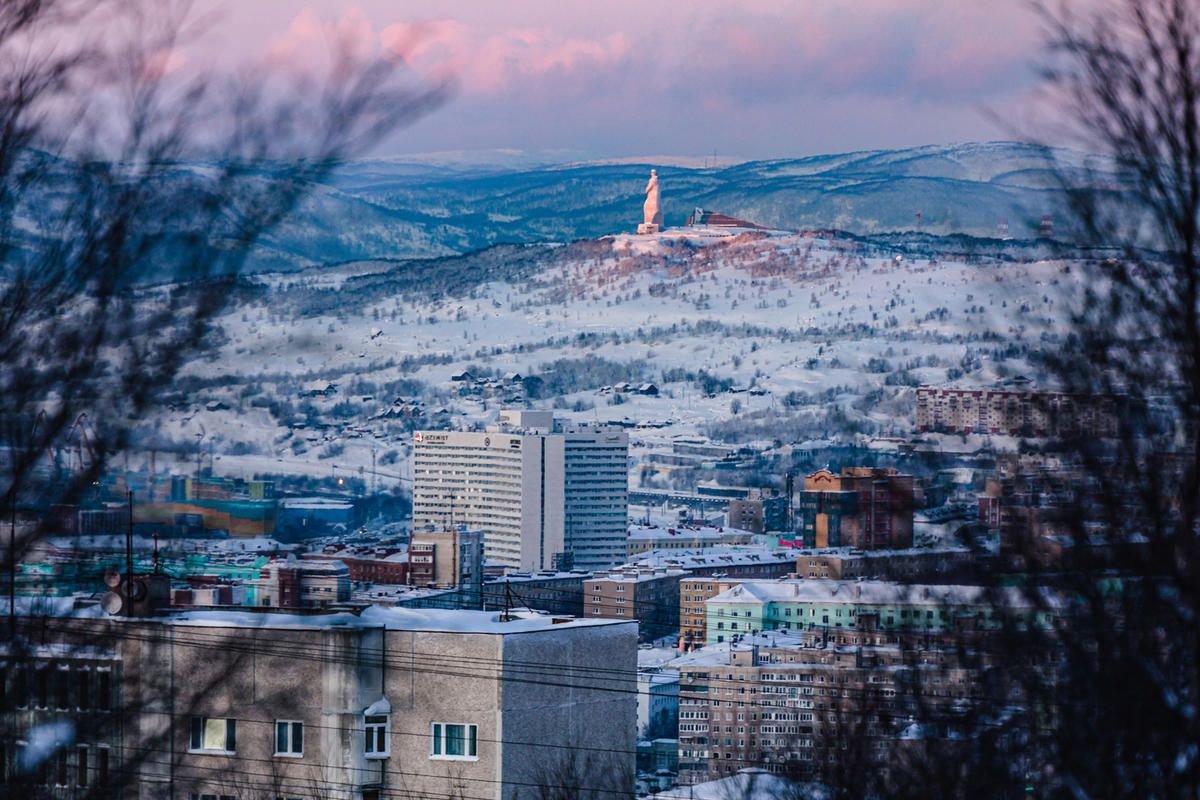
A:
431,722,478,760
365,715,389,758
275,720,303,757
189,717,236,753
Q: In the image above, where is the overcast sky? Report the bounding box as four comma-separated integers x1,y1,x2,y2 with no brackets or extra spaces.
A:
186,0,1057,160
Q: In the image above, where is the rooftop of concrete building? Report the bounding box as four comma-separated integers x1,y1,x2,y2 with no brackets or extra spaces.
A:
279,497,355,510
707,579,1052,609
785,544,973,559
351,585,457,603
8,596,633,635
42,535,297,554
625,546,794,570
669,631,810,667
626,524,755,541
650,769,824,800
306,544,411,563
262,556,349,574
485,569,594,584
591,566,688,584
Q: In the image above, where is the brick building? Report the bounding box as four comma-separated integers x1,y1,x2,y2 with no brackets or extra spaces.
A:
798,468,914,550
586,566,685,641
790,546,976,583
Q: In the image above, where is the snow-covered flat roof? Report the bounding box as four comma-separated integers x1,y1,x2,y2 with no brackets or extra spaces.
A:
485,570,593,584
708,579,1052,609
626,524,755,541
626,546,795,570
5,597,636,635
166,605,635,634
650,768,824,800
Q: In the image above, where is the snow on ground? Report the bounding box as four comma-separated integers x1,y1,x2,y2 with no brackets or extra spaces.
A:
137,228,1076,485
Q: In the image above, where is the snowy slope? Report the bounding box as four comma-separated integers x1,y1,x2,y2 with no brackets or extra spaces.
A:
137,227,1078,489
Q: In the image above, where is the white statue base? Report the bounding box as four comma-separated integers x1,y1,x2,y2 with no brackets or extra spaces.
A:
637,223,660,234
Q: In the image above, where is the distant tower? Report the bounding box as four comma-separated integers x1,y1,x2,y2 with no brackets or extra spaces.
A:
915,210,922,232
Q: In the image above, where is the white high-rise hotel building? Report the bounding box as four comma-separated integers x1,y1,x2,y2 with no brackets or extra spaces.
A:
412,410,629,571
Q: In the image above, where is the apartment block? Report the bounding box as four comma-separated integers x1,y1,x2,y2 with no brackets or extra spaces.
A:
915,386,1118,438
680,577,748,650
586,566,685,642
675,626,1025,784
625,524,755,558
4,603,637,800
304,545,412,585
407,526,485,600
482,569,592,616
412,410,628,572
704,579,1054,645
791,546,976,583
798,468,914,550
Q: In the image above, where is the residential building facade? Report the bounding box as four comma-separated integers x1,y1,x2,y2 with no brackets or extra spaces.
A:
4,604,637,800
586,567,685,641
482,570,592,617
915,386,1119,437
790,546,977,583
703,580,1053,645
625,525,755,558
675,626,1029,785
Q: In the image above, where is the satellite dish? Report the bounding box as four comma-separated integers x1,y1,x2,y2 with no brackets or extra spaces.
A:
101,592,124,615
122,578,147,601
104,568,122,588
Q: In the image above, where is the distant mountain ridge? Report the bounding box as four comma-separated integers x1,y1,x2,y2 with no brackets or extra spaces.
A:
14,141,1098,275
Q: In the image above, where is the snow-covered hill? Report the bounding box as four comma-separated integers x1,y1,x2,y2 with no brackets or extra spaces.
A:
140,227,1078,490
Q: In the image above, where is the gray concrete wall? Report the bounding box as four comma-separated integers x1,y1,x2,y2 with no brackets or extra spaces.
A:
500,621,638,799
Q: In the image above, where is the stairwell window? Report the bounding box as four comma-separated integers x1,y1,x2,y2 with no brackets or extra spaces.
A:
431,723,478,760
364,715,389,758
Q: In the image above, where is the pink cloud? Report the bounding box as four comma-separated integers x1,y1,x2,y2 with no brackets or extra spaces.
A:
380,20,633,95
265,6,378,72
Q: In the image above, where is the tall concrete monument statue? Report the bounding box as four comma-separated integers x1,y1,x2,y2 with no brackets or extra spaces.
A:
638,169,663,234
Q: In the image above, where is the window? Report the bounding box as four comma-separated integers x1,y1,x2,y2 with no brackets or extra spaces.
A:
55,665,69,710
96,670,111,711
365,715,389,757
189,717,236,753
35,666,48,708
77,745,88,787
275,720,303,757
431,723,478,760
